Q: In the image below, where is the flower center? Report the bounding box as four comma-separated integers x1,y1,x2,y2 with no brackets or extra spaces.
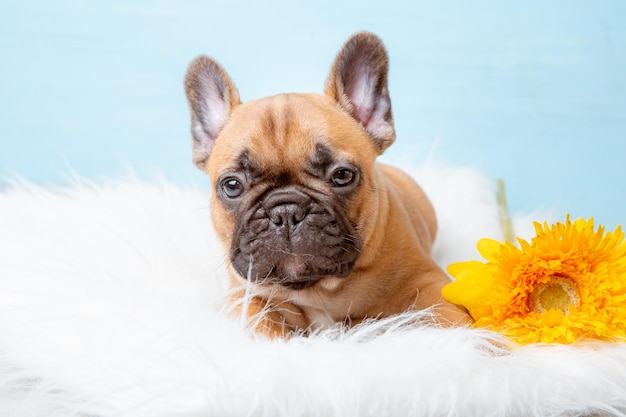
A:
529,277,581,315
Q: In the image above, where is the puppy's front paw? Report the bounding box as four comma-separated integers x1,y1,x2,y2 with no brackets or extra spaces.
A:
435,302,474,327
227,293,304,339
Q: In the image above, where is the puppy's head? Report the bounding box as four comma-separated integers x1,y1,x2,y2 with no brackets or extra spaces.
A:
184,32,395,290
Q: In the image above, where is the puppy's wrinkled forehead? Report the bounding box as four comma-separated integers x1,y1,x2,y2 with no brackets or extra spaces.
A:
231,142,335,183
209,93,374,178
246,95,322,168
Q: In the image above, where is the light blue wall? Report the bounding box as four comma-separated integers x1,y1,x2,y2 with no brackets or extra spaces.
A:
1,1,625,229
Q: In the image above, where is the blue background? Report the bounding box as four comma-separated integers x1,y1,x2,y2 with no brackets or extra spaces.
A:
1,1,625,229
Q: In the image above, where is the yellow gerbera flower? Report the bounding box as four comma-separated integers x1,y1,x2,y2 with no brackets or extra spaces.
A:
442,216,626,344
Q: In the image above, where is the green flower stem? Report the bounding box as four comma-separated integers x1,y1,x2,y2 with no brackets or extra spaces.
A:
497,179,515,243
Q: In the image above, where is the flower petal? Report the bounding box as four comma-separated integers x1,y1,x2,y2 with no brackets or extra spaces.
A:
443,261,498,321
476,238,502,262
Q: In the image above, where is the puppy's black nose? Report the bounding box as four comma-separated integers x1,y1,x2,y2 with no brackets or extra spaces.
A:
263,189,311,227
268,203,308,226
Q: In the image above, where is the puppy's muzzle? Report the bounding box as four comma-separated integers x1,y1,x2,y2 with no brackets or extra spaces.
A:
230,186,362,290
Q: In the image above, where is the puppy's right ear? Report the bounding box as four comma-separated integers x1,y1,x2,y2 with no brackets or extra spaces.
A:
184,56,241,170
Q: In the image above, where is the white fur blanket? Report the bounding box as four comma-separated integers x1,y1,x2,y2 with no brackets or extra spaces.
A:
1,164,625,417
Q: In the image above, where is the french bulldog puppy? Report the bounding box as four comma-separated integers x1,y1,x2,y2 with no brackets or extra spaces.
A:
184,32,471,337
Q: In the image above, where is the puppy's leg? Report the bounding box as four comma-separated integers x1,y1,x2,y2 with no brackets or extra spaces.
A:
416,277,473,326
227,291,308,338
432,301,473,326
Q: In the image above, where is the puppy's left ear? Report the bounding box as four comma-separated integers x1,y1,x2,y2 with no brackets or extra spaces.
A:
325,32,395,153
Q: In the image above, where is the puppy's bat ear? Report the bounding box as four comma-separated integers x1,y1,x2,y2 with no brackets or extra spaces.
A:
325,32,395,153
184,56,241,170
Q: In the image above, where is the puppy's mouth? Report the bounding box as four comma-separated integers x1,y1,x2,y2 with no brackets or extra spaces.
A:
281,279,321,290
248,254,343,291
272,255,328,290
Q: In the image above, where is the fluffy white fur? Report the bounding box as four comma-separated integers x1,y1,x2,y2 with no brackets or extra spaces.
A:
1,164,625,417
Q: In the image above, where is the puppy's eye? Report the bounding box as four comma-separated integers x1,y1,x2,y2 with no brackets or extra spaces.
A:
221,178,244,198
331,168,355,187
